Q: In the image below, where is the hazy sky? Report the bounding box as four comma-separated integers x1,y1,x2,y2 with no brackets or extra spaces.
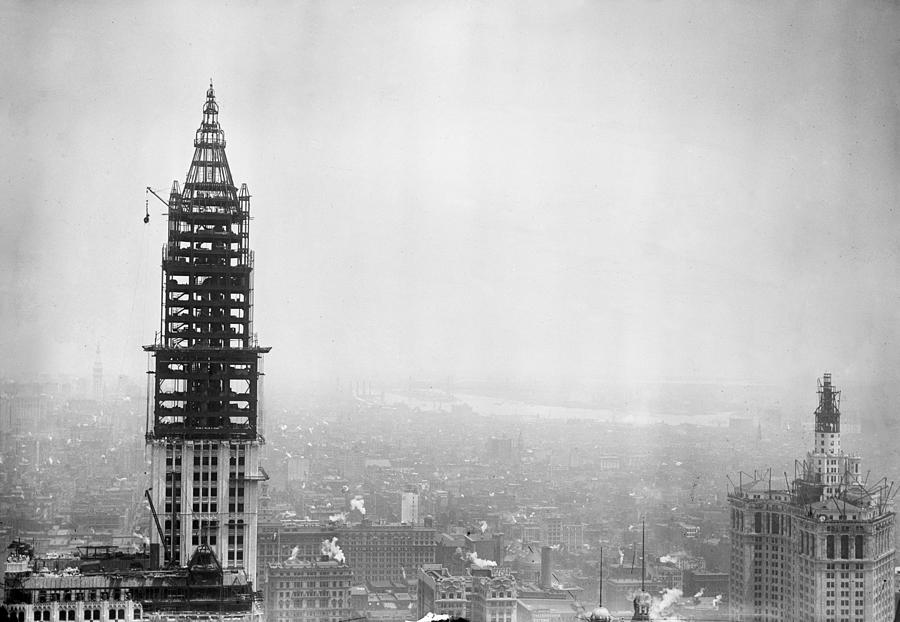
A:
2,1,899,392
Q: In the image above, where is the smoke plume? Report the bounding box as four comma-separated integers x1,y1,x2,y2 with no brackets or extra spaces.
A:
480,521,488,534
466,551,497,568
287,546,299,562
650,588,682,618
351,495,366,515
329,512,348,523
320,537,346,563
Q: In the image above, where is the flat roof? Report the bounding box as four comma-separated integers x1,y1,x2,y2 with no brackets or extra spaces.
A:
517,598,579,613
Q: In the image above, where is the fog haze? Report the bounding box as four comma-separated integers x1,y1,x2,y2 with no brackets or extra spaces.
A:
2,1,900,395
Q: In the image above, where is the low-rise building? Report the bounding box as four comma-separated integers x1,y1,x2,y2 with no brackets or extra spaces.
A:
471,567,517,622
417,564,518,622
417,565,469,620
3,546,261,622
265,558,352,622
516,598,579,622
258,522,435,586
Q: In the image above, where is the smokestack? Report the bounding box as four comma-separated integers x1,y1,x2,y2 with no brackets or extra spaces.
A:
540,546,553,590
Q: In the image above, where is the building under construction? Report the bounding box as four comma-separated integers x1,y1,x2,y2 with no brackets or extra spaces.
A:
144,82,269,586
728,373,897,622
3,85,268,622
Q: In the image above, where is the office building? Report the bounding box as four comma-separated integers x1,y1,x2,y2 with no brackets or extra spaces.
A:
729,374,896,621
144,83,270,586
258,522,435,585
417,564,517,622
417,565,470,620
402,487,420,526
4,85,269,622
265,558,352,622
470,567,517,622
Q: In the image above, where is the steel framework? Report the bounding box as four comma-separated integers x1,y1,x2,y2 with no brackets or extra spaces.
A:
143,84,269,582
145,83,270,441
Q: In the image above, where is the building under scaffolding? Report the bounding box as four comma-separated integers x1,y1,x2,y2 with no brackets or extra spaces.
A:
727,374,896,622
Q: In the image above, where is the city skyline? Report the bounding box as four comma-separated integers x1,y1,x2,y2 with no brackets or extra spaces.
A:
2,4,900,621
3,2,900,397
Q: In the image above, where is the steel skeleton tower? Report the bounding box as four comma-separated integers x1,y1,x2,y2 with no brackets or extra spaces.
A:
145,84,270,587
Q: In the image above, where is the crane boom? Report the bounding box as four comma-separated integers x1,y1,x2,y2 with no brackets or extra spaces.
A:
145,489,170,564
146,186,170,208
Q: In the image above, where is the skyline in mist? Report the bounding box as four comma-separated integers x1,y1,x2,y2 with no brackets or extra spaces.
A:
2,1,900,394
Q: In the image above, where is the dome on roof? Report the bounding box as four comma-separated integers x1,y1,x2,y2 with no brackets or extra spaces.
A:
588,606,612,621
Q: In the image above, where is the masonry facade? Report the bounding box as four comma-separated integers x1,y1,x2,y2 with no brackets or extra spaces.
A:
728,374,896,622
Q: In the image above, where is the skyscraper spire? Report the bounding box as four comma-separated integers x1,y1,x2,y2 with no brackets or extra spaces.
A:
145,83,269,586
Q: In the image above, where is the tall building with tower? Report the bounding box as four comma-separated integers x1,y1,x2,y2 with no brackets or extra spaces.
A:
3,86,267,622
728,373,896,622
144,83,270,586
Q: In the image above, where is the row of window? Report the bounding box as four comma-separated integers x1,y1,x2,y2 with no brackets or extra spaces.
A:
31,609,130,621
273,581,350,588
35,592,127,604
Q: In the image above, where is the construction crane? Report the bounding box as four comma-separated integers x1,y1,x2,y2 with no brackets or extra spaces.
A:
144,186,169,223
144,488,170,564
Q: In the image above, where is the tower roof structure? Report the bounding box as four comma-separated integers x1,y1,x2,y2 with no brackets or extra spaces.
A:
145,82,270,442
727,373,897,621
